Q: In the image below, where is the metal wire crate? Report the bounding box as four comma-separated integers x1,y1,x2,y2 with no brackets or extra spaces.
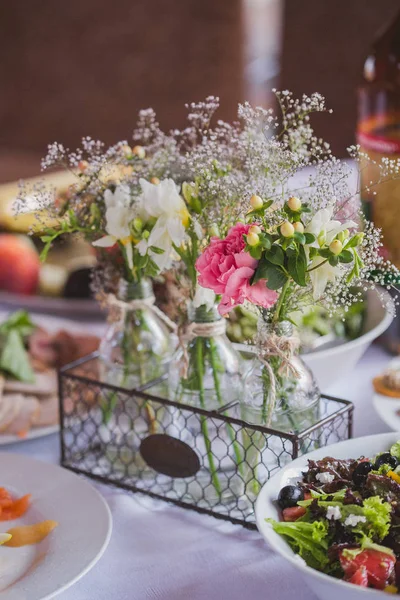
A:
58,353,353,529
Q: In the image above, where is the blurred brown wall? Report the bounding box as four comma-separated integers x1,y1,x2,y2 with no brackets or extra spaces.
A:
0,0,399,183
0,0,245,154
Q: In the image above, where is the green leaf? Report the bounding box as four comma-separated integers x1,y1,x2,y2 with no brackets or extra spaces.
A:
0,310,35,336
265,244,284,266
329,256,339,267
318,248,331,259
252,258,288,290
344,234,361,249
0,329,35,383
390,441,400,460
293,232,306,245
137,254,148,269
248,245,263,259
149,246,165,255
259,233,272,250
245,208,264,219
338,249,353,264
146,257,160,277
265,518,329,571
287,245,307,286
304,233,316,244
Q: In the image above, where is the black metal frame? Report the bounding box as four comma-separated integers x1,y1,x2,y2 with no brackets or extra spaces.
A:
58,353,354,530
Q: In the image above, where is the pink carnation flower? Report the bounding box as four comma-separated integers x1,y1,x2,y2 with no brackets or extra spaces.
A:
196,223,278,315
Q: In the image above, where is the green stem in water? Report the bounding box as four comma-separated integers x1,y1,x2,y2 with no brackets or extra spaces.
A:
272,279,290,324
196,337,221,497
208,338,243,476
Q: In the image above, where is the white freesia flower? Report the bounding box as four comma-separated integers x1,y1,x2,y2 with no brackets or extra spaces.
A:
136,178,189,272
193,283,216,311
193,219,203,240
305,205,356,247
305,205,357,299
93,184,135,269
308,256,343,300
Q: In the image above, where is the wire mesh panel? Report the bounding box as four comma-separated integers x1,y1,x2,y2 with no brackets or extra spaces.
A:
59,354,353,529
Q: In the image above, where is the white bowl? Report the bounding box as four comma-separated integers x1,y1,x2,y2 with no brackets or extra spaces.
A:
255,432,400,600
302,288,393,390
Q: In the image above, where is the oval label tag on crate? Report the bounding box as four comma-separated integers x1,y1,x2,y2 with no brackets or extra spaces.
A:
140,434,200,478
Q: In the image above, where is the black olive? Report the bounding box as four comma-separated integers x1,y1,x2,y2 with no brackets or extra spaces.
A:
374,453,399,470
352,461,373,486
278,485,305,509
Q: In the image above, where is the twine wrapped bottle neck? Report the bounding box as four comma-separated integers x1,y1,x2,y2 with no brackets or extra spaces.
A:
188,302,222,324
259,318,294,339
118,278,154,302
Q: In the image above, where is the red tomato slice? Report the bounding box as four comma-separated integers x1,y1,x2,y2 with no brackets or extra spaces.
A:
282,506,306,521
348,566,368,587
340,549,395,590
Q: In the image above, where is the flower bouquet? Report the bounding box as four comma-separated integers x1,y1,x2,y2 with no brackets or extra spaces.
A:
16,91,400,500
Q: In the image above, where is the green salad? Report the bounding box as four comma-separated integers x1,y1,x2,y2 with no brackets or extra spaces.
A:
268,441,400,593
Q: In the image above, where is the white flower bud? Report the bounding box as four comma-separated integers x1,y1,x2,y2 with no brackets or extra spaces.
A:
249,224,262,234
287,196,302,211
250,195,263,210
293,222,304,233
132,145,146,159
329,239,343,255
280,221,295,238
247,232,260,246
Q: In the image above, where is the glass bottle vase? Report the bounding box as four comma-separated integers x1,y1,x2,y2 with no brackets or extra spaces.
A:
167,303,244,506
241,319,320,499
99,278,172,390
97,278,174,479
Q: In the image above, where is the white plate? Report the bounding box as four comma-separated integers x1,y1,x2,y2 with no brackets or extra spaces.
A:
0,453,112,599
0,311,105,446
373,392,400,431
0,426,59,447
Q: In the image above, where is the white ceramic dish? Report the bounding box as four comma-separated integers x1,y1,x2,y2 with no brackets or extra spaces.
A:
374,393,400,432
255,432,400,600
0,425,59,446
0,453,112,599
303,288,393,390
0,311,104,446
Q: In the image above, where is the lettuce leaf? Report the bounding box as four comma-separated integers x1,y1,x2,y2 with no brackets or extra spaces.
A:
390,441,400,461
298,495,391,542
266,518,330,570
353,496,391,542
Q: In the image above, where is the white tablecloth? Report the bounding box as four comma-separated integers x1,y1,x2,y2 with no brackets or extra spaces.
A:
4,344,393,600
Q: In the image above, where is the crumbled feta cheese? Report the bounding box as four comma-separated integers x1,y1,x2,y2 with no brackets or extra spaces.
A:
344,514,367,527
316,472,335,484
326,506,342,520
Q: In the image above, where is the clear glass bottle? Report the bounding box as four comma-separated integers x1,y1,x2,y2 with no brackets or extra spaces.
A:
97,278,174,479
167,303,244,505
241,320,320,499
99,278,172,389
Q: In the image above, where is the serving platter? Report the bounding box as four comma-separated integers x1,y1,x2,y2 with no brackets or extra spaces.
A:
0,453,112,599
0,311,104,445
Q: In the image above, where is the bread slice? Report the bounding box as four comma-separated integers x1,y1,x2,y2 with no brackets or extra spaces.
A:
33,395,59,427
0,394,23,432
4,370,57,397
6,395,40,435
